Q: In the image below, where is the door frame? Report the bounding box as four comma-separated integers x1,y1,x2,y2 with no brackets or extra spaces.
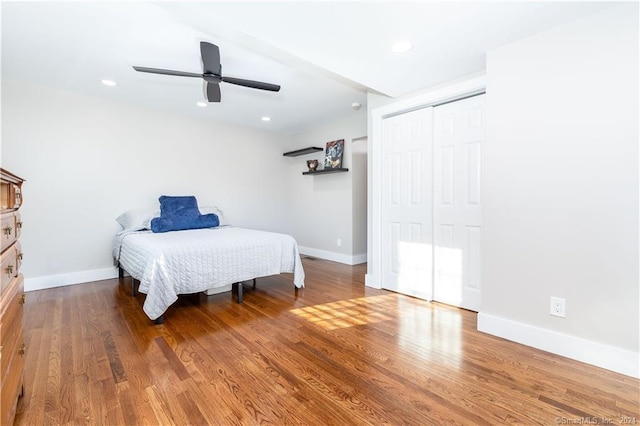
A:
366,74,486,290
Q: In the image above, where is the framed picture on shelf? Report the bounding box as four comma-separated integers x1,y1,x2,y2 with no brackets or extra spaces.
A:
324,139,345,169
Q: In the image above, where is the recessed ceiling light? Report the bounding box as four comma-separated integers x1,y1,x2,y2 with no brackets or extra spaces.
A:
391,41,413,53
261,117,271,122
101,79,117,86
196,101,207,107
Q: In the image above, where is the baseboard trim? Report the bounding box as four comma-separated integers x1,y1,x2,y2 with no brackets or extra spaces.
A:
477,312,639,378
25,267,119,292
351,253,367,265
298,246,367,265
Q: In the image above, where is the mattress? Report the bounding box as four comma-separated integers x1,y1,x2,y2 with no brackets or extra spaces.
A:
113,226,305,319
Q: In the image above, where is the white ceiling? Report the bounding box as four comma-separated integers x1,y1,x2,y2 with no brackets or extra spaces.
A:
1,1,615,134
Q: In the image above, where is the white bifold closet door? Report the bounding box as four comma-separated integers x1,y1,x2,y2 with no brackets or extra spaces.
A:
381,107,434,300
380,94,484,311
433,94,484,311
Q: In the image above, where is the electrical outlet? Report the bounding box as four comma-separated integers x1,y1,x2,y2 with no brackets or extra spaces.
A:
337,238,342,247
550,297,566,317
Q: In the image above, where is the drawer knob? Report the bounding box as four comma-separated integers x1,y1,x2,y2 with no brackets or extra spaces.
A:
6,265,13,276
19,344,25,356
17,221,23,229
3,226,12,236
20,293,26,305
18,252,23,260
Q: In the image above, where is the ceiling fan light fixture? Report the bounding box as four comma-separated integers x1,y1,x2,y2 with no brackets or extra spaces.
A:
101,79,117,86
391,41,413,53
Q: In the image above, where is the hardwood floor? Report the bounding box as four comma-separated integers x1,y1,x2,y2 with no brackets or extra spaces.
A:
15,258,639,425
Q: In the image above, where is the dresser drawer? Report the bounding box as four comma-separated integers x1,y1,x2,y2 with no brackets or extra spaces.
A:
0,331,23,426
0,304,24,387
0,246,17,295
1,274,25,373
0,212,17,253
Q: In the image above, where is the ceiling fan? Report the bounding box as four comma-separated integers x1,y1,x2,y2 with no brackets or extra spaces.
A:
132,41,281,103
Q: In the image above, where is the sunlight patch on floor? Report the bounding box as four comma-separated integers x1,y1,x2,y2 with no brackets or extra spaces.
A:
289,294,396,330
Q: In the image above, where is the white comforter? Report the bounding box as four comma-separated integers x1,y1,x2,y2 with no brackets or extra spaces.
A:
113,226,305,320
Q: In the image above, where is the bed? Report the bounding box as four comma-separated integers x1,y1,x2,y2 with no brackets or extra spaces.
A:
113,226,305,322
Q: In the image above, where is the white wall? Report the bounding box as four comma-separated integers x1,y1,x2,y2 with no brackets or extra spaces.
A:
1,80,293,290
284,111,367,264
479,4,639,377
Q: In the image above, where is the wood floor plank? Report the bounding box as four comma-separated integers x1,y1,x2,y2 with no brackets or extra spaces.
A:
44,298,62,417
145,384,177,425
14,259,639,425
181,376,235,426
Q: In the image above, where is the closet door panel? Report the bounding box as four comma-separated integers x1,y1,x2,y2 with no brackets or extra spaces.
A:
381,108,433,300
433,94,485,311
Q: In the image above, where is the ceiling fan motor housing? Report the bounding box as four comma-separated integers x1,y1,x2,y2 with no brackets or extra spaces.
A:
203,74,222,84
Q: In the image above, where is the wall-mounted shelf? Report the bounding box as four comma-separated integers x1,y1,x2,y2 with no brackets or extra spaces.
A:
302,168,349,176
283,147,323,157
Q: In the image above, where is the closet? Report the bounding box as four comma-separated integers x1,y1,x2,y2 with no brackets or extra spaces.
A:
380,94,485,311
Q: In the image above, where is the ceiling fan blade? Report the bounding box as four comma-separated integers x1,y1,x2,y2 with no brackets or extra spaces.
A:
133,66,203,78
200,42,221,74
222,76,281,92
204,81,221,103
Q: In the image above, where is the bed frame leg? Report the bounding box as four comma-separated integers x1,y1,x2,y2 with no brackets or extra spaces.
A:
118,265,138,296
237,282,243,303
154,315,164,325
252,278,256,289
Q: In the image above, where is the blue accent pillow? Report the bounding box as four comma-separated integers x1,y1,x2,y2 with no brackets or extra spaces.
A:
150,195,220,233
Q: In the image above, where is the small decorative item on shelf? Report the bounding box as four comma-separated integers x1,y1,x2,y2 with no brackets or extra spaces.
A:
324,139,345,169
306,159,319,172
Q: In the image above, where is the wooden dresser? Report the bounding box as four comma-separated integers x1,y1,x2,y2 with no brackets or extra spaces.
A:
0,168,25,426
